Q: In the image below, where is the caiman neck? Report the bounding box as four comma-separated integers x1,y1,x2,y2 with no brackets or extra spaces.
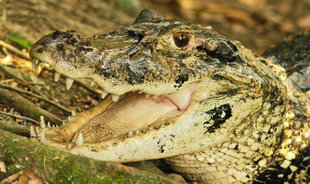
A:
167,48,292,183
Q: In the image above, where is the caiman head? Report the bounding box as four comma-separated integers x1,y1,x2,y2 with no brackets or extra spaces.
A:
30,9,289,165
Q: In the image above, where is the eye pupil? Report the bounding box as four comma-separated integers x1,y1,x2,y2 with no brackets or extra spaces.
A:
173,32,189,48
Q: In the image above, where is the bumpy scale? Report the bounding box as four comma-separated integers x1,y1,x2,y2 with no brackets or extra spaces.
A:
29,9,310,183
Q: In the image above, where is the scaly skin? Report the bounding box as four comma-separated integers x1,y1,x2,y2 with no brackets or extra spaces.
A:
29,9,310,183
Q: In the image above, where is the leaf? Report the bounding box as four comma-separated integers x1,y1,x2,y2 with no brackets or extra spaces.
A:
114,0,140,13
8,34,33,49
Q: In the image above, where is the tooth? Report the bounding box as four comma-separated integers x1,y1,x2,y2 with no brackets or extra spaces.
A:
71,132,78,143
127,131,133,138
68,116,72,121
9,108,14,114
67,143,72,150
35,127,40,135
40,132,47,144
29,126,36,137
101,91,108,99
76,133,83,146
47,122,51,127
40,62,45,69
32,59,39,73
90,81,95,87
135,130,140,135
71,110,76,117
54,72,60,82
112,95,119,102
65,78,74,90
62,121,66,125
40,115,46,129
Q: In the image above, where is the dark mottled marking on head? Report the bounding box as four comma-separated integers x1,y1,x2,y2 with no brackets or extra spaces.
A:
217,88,239,96
35,47,44,53
259,58,268,65
157,23,184,37
203,104,232,133
212,40,241,62
66,37,78,45
83,41,91,46
174,69,195,88
212,74,235,84
197,40,241,63
101,68,112,79
127,72,145,85
51,30,62,39
226,40,238,52
126,60,148,85
127,30,144,43
60,31,74,40
68,53,74,59
56,44,64,51
78,47,93,52
175,73,189,88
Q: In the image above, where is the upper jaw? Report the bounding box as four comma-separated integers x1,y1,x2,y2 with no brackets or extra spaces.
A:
29,31,97,79
30,30,196,96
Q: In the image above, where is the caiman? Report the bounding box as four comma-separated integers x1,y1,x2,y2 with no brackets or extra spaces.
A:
29,9,310,183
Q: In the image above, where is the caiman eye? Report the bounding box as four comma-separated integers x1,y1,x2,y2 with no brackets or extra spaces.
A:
173,32,190,48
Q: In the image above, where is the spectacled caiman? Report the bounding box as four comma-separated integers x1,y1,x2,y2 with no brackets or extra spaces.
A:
29,8,310,184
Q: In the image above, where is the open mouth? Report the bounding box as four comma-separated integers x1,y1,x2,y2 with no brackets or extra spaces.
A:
30,58,195,148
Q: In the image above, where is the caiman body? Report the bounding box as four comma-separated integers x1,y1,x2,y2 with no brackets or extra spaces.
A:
29,9,310,183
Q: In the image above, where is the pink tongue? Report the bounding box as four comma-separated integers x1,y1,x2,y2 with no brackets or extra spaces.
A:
78,88,193,143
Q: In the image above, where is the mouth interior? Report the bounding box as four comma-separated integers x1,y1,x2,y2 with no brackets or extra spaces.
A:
77,87,194,144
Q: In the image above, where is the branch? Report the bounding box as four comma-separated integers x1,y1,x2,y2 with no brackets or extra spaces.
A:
0,82,71,113
0,128,177,184
0,40,30,60
0,87,62,124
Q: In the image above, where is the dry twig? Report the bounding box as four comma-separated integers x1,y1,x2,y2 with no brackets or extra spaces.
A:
0,40,30,60
0,87,62,124
0,111,38,124
0,82,71,113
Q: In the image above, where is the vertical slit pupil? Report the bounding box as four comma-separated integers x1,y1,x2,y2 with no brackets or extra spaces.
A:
173,32,189,48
